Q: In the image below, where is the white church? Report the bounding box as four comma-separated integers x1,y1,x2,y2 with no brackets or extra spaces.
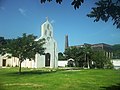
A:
0,18,58,68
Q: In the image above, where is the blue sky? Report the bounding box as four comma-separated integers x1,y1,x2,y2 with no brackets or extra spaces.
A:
0,0,120,52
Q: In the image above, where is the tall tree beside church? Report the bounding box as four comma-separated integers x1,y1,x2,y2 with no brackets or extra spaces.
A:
40,0,120,29
0,37,7,55
6,33,45,73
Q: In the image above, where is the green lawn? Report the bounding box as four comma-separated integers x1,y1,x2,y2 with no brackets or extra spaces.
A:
0,68,120,90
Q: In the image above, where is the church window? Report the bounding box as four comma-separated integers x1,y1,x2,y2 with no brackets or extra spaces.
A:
47,37,50,41
45,30,47,35
49,31,52,36
47,24,49,30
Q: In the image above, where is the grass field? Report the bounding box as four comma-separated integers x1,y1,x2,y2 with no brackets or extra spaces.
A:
0,68,120,90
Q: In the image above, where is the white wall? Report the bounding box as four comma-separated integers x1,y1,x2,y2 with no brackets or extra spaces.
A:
0,55,2,67
0,54,19,67
58,61,67,67
111,59,120,69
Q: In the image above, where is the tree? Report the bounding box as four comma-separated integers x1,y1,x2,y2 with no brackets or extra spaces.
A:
58,52,66,60
82,45,93,69
40,0,84,9
40,0,120,29
87,0,120,29
64,46,77,60
0,37,7,55
91,50,113,69
6,33,45,73
112,44,120,59
64,46,87,67
64,45,114,69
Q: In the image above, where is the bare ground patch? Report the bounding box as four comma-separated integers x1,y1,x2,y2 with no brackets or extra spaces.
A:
3,83,43,88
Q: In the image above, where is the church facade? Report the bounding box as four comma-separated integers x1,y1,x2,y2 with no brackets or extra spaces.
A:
0,19,58,68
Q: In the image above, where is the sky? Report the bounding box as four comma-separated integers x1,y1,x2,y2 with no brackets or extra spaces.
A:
0,0,120,52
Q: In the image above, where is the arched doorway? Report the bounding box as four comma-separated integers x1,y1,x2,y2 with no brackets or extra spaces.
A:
67,58,75,67
45,53,50,66
2,59,6,66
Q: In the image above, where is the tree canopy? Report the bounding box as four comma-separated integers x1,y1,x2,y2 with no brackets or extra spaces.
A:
112,44,120,59
87,0,120,29
4,33,45,73
40,0,120,29
91,50,113,69
64,46,92,68
58,52,66,60
0,37,7,55
64,45,113,69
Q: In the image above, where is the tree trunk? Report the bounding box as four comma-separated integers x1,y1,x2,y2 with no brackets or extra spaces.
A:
84,54,87,68
19,60,22,74
87,58,90,69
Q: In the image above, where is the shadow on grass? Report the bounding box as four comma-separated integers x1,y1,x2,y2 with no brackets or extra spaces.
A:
0,83,6,90
101,83,120,90
5,69,57,76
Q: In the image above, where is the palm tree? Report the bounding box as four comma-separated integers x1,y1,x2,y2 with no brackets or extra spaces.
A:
83,45,93,69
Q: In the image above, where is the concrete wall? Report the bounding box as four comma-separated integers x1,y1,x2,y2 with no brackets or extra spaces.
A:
111,59,120,69
0,54,19,67
58,61,67,67
0,54,35,68
0,55,2,68
21,59,35,68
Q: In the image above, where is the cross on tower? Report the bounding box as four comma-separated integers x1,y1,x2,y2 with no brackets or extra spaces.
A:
46,17,49,21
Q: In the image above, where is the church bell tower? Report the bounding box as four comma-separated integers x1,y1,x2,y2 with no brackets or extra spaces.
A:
35,18,58,68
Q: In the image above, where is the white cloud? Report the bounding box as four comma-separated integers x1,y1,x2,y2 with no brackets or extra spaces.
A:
0,6,5,10
111,33,120,38
18,8,26,16
51,20,55,24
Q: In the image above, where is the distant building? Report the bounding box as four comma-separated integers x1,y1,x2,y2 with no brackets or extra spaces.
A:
63,35,116,68
91,43,113,59
69,43,113,59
